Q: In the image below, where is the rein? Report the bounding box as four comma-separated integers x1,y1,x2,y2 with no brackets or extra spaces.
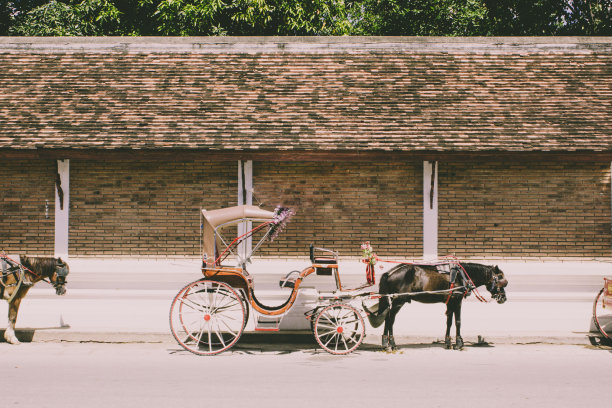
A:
1,256,25,303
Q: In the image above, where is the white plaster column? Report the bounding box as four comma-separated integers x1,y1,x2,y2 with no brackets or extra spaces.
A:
423,161,438,259
237,160,253,261
55,159,69,258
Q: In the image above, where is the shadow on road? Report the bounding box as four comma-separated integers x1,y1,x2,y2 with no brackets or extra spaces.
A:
166,333,499,356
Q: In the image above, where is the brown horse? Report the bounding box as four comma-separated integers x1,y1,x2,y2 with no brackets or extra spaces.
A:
364,262,508,351
1,255,69,344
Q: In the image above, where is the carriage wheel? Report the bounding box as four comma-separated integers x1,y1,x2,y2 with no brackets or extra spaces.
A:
170,279,246,356
592,288,611,341
314,303,365,355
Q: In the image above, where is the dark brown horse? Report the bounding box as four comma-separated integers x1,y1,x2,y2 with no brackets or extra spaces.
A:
1,255,69,344
364,262,507,351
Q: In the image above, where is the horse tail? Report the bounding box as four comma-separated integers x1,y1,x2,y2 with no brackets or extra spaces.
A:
362,272,391,328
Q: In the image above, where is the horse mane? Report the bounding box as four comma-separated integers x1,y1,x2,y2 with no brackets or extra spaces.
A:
461,262,493,285
20,255,58,278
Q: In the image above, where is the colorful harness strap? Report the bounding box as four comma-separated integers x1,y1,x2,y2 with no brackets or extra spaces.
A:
0,255,26,303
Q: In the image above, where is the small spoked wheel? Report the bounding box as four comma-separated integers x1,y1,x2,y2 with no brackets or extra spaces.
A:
170,279,246,356
592,288,611,343
314,303,365,355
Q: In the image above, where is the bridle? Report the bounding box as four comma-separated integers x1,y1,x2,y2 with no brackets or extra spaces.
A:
486,268,507,302
47,259,68,295
52,261,69,294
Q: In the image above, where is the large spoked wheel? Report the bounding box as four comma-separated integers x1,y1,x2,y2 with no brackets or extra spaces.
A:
314,303,365,355
591,288,611,345
170,279,246,356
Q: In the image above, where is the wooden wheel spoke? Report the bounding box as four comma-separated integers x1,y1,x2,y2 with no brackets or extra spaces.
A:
212,319,227,348
180,296,207,313
340,334,350,350
317,328,338,337
323,332,339,348
218,318,239,337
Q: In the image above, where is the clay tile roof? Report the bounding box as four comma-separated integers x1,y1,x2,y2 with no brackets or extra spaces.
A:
0,37,610,154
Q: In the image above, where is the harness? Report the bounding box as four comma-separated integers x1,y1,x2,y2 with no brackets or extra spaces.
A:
361,246,491,304
0,256,28,303
436,263,476,304
0,253,69,301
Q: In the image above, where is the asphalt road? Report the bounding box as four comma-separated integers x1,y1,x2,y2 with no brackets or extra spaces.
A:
2,340,611,408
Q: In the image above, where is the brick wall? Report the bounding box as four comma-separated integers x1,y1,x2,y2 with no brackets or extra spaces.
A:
0,159,55,255
70,161,237,256
3,158,609,260
438,162,612,258
252,161,423,258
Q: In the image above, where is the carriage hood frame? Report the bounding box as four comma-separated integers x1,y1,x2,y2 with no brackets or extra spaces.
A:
201,205,292,267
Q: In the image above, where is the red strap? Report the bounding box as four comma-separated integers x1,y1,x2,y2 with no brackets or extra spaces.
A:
445,283,455,304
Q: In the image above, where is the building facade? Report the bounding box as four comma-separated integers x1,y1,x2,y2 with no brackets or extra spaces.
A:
0,37,610,262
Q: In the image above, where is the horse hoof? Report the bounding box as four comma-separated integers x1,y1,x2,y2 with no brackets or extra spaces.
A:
382,335,389,349
444,336,452,349
4,334,20,345
384,346,398,353
455,337,464,350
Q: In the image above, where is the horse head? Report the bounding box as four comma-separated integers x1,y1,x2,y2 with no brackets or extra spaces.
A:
51,258,69,296
486,265,507,304
20,255,69,295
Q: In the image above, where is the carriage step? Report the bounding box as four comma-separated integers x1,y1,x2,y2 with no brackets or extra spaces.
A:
255,316,282,331
254,327,280,332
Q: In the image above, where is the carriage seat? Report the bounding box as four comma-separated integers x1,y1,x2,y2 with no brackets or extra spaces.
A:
279,270,301,289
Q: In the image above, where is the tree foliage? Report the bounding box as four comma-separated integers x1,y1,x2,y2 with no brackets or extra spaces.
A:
484,0,612,35
354,0,490,36
8,0,122,35
2,0,611,36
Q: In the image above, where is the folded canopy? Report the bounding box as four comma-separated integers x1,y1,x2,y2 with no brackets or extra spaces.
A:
202,205,276,263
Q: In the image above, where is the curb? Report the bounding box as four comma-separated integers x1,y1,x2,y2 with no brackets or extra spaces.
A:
6,329,593,347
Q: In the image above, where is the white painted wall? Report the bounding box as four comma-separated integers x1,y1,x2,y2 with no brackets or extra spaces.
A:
423,161,438,260
55,159,69,259
237,160,253,262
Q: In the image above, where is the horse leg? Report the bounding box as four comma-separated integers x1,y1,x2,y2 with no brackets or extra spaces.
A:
385,301,404,351
4,286,31,345
444,304,454,349
382,324,389,349
5,295,24,344
381,297,390,349
382,309,391,350
454,300,464,350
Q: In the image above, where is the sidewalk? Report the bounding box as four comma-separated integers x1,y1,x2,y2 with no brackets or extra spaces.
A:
2,258,610,345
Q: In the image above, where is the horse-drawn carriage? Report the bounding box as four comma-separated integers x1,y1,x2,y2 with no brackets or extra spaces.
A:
589,277,612,346
169,204,509,355
169,205,371,355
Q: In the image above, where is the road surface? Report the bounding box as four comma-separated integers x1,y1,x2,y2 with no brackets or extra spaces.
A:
2,340,610,408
